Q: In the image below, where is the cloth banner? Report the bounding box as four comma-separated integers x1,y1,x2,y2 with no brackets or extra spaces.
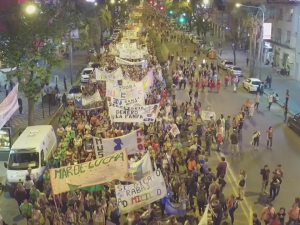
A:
106,80,144,99
124,70,153,93
115,169,166,214
111,96,144,107
50,150,128,194
165,198,186,217
74,92,102,106
170,124,180,137
198,205,209,225
125,30,137,38
116,42,137,50
95,67,123,81
201,111,216,121
119,49,143,59
115,57,144,66
0,84,19,129
108,103,159,123
120,151,152,182
93,129,144,157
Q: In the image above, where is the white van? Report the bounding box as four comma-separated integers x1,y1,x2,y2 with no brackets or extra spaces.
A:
4,125,57,194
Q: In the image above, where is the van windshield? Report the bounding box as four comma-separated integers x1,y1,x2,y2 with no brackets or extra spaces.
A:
8,151,39,170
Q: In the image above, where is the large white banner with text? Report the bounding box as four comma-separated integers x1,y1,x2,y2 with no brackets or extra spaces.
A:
108,103,159,123
111,96,144,107
93,129,144,157
0,84,19,129
115,57,144,66
95,67,123,81
106,80,144,99
115,169,166,214
119,49,143,59
116,42,137,50
74,91,102,106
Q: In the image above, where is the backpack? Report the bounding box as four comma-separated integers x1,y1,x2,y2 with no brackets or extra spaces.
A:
239,179,245,187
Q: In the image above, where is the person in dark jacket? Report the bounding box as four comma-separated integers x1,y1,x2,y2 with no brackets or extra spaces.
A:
230,130,239,155
216,157,227,178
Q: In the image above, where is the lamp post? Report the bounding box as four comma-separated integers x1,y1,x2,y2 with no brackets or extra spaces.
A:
236,3,264,80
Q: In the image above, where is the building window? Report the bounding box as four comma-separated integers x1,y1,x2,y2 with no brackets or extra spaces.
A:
278,8,283,20
276,28,282,43
287,9,293,22
286,31,291,43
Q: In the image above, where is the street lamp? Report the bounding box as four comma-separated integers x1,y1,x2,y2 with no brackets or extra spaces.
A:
203,0,209,5
236,3,264,80
26,5,37,14
111,0,115,3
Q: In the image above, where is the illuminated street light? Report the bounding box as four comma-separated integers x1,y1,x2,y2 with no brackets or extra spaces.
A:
95,2,98,5
26,5,37,14
125,0,128,2
203,0,209,4
111,0,115,3
236,3,241,7
187,0,190,2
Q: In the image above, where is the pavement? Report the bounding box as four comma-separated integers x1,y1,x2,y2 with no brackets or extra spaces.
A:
162,37,300,222
203,33,300,115
0,49,88,138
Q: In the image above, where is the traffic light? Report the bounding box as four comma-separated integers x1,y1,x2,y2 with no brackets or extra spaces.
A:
169,10,173,14
179,17,185,23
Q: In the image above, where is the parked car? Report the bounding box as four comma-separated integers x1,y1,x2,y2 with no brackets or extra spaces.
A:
228,66,243,77
242,78,261,92
287,113,300,135
218,60,234,70
67,86,82,102
80,67,93,83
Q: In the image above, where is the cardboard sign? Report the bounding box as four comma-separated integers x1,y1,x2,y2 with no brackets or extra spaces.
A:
108,103,159,123
50,150,128,194
115,169,166,214
170,124,180,137
93,129,144,157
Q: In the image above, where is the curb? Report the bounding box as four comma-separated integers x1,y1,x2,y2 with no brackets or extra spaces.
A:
262,92,295,116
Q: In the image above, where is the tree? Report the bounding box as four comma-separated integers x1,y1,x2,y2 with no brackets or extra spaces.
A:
0,1,78,125
195,16,211,37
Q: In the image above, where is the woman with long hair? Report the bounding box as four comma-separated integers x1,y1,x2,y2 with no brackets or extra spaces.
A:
14,183,26,211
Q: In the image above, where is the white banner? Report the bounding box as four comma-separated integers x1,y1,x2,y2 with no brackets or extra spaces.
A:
111,96,144,107
93,129,144,157
108,103,159,123
120,152,152,182
125,30,137,38
198,205,209,225
115,57,144,66
0,84,19,129
95,67,123,81
116,42,137,50
201,111,216,121
115,169,166,214
106,80,144,99
74,92,102,106
119,49,143,59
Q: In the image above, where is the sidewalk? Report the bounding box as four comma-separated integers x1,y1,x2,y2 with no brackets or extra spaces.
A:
206,34,300,115
0,50,87,137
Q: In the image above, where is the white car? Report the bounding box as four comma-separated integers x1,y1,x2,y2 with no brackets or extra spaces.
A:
67,86,82,103
80,67,93,83
228,66,243,77
243,78,262,92
218,60,234,70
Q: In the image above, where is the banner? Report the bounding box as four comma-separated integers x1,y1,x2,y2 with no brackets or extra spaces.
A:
115,57,144,66
116,42,137,50
108,103,159,123
119,49,143,59
201,111,216,121
141,70,154,93
125,30,137,38
111,96,144,107
50,150,128,194
74,92,102,106
170,124,180,137
0,84,19,129
93,129,144,157
121,151,152,182
115,169,166,214
95,67,123,81
106,80,144,99
199,205,209,225
165,198,186,217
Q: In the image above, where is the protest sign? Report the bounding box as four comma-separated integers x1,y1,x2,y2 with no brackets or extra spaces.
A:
115,169,166,214
108,103,159,123
50,150,128,194
116,42,137,50
170,124,180,137
119,49,143,59
106,80,144,99
111,96,144,107
74,92,102,106
93,129,144,157
125,30,137,38
120,151,152,182
95,67,123,81
115,57,144,66
201,111,216,121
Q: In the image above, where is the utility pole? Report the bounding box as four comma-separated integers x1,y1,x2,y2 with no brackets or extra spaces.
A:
69,41,73,85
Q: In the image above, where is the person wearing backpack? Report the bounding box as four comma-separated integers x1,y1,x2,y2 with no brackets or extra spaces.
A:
227,194,238,224
197,185,207,215
238,170,247,201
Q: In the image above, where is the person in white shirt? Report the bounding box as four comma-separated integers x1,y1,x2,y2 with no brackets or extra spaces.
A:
27,167,37,181
23,175,34,199
267,94,273,110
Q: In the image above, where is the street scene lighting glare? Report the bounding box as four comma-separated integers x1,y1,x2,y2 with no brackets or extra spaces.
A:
26,5,36,14
203,0,209,4
236,3,241,7
94,2,98,5
187,0,190,2
111,0,115,3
